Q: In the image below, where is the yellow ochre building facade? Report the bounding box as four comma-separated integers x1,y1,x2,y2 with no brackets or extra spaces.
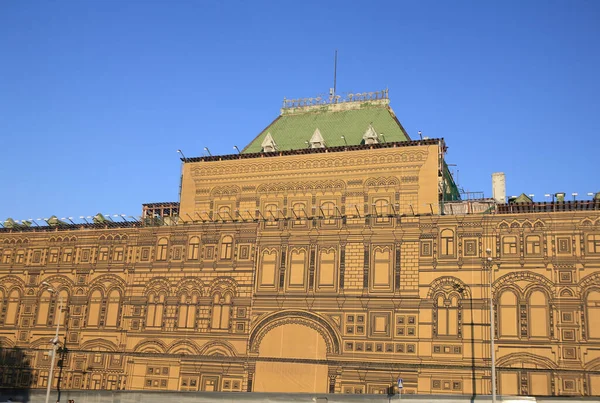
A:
1,91,599,397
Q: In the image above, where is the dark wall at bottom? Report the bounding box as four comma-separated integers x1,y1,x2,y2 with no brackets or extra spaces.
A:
1,389,599,403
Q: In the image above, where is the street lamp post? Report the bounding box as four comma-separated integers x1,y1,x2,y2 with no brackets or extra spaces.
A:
486,248,497,403
41,282,63,403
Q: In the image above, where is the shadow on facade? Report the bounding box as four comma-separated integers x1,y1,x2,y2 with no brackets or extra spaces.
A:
55,346,69,403
0,343,32,402
469,296,477,403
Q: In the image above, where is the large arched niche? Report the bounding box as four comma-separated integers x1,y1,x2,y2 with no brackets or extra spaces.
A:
249,310,340,393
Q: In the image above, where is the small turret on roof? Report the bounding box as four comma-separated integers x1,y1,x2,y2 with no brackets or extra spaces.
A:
261,132,277,152
47,216,67,227
309,128,325,148
362,124,379,145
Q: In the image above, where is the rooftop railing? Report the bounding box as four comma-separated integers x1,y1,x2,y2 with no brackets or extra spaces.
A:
497,200,600,214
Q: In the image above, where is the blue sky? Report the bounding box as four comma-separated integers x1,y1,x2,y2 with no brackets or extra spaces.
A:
1,1,599,221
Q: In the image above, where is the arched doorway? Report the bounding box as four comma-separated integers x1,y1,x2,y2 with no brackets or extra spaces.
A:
250,311,340,393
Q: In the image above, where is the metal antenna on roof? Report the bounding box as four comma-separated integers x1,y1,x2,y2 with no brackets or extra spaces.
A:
330,50,338,101
334,50,337,97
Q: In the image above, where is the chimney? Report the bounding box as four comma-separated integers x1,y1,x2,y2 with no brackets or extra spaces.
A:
492,172,506,204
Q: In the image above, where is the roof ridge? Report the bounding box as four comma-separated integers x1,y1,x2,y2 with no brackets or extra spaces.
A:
281,98,390,116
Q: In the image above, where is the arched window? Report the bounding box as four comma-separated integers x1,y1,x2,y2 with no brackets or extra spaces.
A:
258,249,278,288
220,236,233,260
529,290,548,337
88,290,102,327
51,290,68,327
436,294,459,336
5,289,20,325
211,292,232,330
105,289,121,327
292,202,307,226
317,248,336,289
321,201,336,225
264,204,278,226
288,249,307,288
146,293,165,328
156,238,168,261
440,229,455,257
586,290,600,338
217,206,231,222
188,237,200,260
146,293,156,327
374,198,390,223
177,293,197,329
37,290,52,326
499,290,518,338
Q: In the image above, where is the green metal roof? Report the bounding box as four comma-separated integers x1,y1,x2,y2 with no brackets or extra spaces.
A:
242,98,411,153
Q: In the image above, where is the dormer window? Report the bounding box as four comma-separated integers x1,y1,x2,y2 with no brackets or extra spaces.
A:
261,132,277,152
362,124,379,145
309,128,325,149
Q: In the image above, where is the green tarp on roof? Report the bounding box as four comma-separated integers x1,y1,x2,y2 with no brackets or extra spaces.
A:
242,99,410,153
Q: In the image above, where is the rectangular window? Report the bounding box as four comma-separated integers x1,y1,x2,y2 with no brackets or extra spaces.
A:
99,248,109,261
114,248,124,261
587,234,600,254
526,236,541,255
2,252,11,264
190,244,199,259
372,247,392,290
49,249,59,263
16,252,25,264
502,237,518,255
156,245,167,261
63,249,73,263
